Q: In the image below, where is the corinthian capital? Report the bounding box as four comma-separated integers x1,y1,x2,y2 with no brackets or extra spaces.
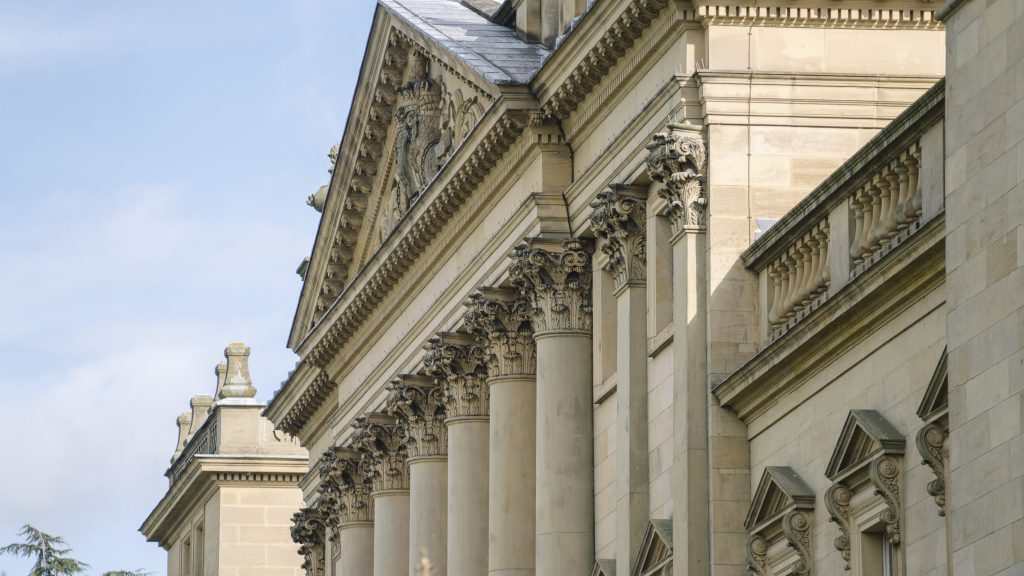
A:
352,412,410,493
645,124,707,233
291,507,327,576
424,332,489,418
319,447,374,530
509,238,594,334
464,287,536,377
590,185,647,290
385,374,448,458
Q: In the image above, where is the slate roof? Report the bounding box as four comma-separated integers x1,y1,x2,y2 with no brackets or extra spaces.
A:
380,0,550,85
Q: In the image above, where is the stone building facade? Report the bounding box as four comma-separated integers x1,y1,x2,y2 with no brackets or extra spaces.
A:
264,0,1023,575
142,344,309,576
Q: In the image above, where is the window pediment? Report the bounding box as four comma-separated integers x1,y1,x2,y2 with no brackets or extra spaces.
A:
744,467,815,576
916,347,948,421
826,409,905,481
632,519,673,576
592,558,616,576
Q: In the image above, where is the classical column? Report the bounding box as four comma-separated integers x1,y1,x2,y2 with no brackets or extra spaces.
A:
591,185,649,575
291,507,327,576
386,374,449,576
353,413,410,576
510,238,594,576
319,447,375,576
647,124,710,574
464,288,537,576
424,332,490,576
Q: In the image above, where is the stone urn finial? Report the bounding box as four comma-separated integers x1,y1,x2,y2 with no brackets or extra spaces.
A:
219,342,256,399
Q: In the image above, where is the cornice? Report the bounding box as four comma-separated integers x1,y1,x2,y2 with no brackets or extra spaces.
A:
714,214,945,422
140,455,308,548
693,3,942,28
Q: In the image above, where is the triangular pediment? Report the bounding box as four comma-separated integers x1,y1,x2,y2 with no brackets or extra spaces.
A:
591,559,616,576
917,347,948,421
744,466,815,532
632,519,673,576
826,410,905,480
288,0,548,350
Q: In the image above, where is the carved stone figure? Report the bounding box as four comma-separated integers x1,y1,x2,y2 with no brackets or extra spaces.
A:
393,51,443,207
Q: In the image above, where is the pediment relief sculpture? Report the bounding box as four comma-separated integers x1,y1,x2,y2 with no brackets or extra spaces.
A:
916,348,949,516
824,410,905,571
744,467,815,576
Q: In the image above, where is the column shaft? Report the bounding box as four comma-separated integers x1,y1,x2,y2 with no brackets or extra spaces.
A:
535,331,594,576
409,458,448,575
448,418,489,576
616,283,649,575
670,231,709,574
373,492,410,576
489,376,537,576
336,524,373,576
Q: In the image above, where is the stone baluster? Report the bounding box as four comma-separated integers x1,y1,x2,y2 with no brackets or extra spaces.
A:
386,374,448,576
798,232,815,307
907,142,923,219
768,264,784,326
786,247,803,319
893,157,911,230
591,185,649,576
866,175,884,252
874,166,896,244
464,288,536,576
510,238,594,576
815,221,831,295
766,219,830,338
424,333,490,576
850,187,867,264
353,412,410,576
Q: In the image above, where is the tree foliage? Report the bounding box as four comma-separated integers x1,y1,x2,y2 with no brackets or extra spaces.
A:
0,525,150,576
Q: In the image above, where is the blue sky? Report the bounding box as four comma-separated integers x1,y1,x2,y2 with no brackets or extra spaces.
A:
0,1,376,574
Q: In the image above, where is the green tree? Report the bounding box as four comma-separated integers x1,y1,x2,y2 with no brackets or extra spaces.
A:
0,525,89,576
100,572,150,576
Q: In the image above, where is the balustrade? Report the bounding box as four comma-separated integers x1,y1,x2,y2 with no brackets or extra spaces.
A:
766,219,830,334
850,141,923,265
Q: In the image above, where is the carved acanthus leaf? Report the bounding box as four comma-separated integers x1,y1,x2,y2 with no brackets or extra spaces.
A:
645,125,707,233
423,333,489,418
509,238,594,333
385,375,448,458
291,507,327,576
869,455,903,545
782,511,812,576
463,288,536,377
590,185,647,290
824,483,852,571
352,413,410,492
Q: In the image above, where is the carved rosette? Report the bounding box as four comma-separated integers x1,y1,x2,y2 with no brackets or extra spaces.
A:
423,333,490,418
385,376,448,458
463,289,537,377
745,534,768,576
824,483,853,571
870,455,903,545
916,422,948,516
352,414,410,493
291,507,327,576
645,125,707,233
782,511,813,575
590,186,647,291
509,238,594,334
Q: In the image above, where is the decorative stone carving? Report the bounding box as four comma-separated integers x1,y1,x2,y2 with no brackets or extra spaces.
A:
825,410,906,570
352,412,410,492
392,51,443,210
279,368,337,436
744,466,815,576
291,507,327,576
423,332,490,418
590,185,647,290
645,124,707,232
318,446,374,539
385,374,448,458
916,348,949,516
509,238,594,334
463,287,537,377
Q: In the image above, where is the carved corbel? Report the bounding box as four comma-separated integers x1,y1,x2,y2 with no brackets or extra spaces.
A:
645,124,707,233
385,374,448,458
870,455,903,545
590,185,647,291
423,332,490,419
824,483,853,571
509,238,594,334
